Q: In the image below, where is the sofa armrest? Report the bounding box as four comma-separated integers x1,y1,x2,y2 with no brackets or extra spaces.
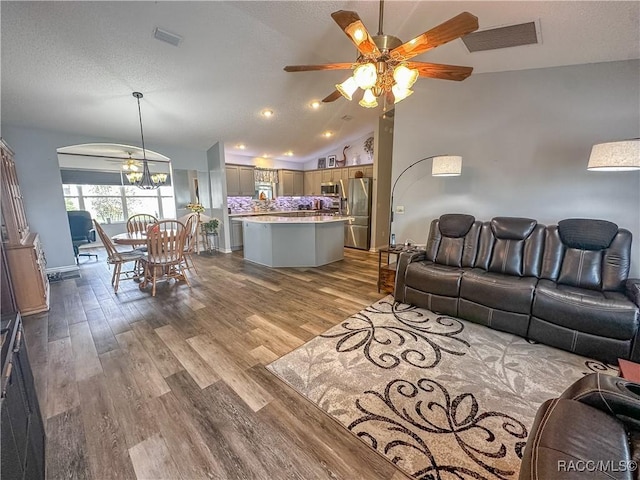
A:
394,251,426,303
559,373,640,429
626,278,640,307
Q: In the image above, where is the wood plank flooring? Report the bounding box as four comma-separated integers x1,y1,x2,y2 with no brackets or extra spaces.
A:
24,247,412,480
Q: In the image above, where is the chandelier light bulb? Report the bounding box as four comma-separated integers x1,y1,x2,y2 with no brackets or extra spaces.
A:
359,88,378,108
393,65,419,89
392,85,414,103
353,63,377,89
336,76,358,101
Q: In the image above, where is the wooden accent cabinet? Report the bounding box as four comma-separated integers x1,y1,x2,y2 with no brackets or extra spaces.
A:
1,139,50,316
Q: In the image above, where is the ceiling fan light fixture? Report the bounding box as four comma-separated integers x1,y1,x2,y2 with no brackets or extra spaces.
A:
359,88,378,108
392,84,413,103
353,63,377,89
336,76,358,101
393,65,419,89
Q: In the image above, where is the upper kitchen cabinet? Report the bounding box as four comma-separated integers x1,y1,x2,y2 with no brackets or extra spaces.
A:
226,165,255,196
277,170,304,196
304,171,321,196
348,165,374,178
321,167,350,183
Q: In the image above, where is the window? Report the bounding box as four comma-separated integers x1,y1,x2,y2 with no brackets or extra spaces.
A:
63,184,175,222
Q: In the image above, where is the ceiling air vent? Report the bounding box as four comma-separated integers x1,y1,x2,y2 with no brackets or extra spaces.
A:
153,27,183,47
462,21,540,52
341,115,353,122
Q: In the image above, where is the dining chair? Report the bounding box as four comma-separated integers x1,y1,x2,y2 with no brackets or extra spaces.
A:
126,214,158,234
139,220,191,297
181,213,200,275
93,220,145,293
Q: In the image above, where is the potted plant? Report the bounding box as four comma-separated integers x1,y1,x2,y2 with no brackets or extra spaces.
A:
203,218,219,235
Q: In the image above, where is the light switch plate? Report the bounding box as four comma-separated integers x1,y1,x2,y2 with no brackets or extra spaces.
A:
396,205,405,214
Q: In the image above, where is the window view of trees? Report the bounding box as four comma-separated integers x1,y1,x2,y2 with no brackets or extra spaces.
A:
63,184,175,222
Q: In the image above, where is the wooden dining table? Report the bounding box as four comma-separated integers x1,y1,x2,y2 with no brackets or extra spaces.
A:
111,232,147,247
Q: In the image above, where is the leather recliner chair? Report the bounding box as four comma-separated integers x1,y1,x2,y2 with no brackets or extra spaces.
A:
530,219,640,363
458,217,546,338
395,213,481,316
519,373,640,480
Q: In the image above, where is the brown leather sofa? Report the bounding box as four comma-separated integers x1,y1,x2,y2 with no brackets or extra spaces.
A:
394,214,640,363
519,373,640,480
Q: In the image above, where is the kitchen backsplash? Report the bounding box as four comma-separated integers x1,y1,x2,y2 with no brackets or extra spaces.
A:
228,196,333,213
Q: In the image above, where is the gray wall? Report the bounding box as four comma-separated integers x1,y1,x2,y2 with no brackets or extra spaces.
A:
392,60,640,276
1,124,208,271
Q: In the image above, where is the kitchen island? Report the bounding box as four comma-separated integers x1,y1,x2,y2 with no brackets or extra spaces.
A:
239,215,350,267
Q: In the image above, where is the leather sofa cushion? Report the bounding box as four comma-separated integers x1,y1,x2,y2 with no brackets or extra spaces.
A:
532,279,639,340
405,261,464,297
558,248,603,291
519,398,632,480
558,218,618,250
460,268,537,314
439,213,475,238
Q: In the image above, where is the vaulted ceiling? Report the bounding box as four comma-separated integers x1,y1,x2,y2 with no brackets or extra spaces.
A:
2,1,638,163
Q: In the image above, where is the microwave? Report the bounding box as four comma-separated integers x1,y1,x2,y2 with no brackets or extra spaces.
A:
320,182,340,196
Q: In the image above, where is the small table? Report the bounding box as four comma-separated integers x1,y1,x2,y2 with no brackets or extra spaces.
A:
378,245,425,294
618,358,640,382
112,232,147,247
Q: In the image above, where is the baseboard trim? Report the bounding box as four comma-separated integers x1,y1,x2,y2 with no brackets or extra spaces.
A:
46,265,80,274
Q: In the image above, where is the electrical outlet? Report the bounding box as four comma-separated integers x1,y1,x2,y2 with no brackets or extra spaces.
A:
395,205,405,214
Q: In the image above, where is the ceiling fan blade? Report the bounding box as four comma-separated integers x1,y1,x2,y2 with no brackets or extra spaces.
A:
284,63,353,72
322,90,343,103
331,10,380,56
407,62,474,81
391,12,479,60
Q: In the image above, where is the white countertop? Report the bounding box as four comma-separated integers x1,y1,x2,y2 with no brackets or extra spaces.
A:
228,210,322,218
240,215,351,224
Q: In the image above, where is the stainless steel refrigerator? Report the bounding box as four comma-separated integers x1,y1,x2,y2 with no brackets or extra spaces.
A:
340,177,372,250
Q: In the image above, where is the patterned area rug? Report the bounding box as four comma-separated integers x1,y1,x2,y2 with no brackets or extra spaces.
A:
267,296,617,480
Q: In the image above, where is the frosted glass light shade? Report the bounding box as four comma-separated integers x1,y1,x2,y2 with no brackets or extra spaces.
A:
359,88,378,108
353,63,377,89
432,156,462,176
393,65,419,89
336,76,358,101
587,140,640,171
392,84,413,103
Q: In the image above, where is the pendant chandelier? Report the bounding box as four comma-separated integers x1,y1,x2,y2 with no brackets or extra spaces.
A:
125,92,167,189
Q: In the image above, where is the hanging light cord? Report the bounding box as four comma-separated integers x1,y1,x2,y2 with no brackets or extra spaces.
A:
134,93,147,161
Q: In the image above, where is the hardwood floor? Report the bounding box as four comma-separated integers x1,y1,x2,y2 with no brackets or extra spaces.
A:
24,247,412,480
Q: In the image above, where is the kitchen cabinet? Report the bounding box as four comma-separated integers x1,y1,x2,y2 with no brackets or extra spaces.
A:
304,171,322,196
348,165,374,178
230,219,243,250
225,165,255,196
277,170,304,196
321,167,351,183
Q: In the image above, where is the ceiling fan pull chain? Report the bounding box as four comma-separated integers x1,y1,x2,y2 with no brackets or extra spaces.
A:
377,0,384,36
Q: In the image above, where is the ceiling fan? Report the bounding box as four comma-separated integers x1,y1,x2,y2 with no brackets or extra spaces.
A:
284,1,479,108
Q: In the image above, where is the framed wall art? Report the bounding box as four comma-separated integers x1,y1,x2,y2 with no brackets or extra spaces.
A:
317,157,326,169
327,155,336,168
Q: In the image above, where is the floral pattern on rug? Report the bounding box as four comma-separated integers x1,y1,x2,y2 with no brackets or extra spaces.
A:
320,299,469,369
267,296,618,479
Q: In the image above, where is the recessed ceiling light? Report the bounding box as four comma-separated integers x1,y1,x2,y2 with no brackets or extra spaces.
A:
261,109,274,118
236,144,246,150
284,151,294,156
310,101,321,109
262,153,270,158
323,131,333,138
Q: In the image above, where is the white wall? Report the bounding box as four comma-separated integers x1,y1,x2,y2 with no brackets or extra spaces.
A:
225,153,301,170
1,124,208,271
303,131,375,170
392,59,640,276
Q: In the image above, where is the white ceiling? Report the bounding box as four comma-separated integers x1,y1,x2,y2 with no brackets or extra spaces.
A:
2,1,638,164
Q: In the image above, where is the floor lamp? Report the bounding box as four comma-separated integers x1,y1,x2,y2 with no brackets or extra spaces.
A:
389,155,462,247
